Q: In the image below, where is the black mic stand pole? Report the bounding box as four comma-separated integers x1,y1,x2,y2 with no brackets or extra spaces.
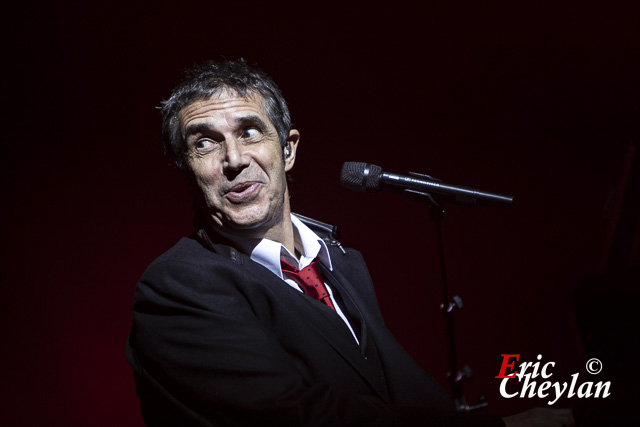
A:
403,172,489,413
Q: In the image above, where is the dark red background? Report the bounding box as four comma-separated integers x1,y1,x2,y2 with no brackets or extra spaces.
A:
3,1,639,425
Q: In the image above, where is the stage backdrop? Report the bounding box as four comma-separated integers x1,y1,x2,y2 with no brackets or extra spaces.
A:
3,2,638,425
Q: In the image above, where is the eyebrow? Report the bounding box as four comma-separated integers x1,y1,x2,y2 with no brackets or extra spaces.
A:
235,115,269,131
183,115,270,141
184,122,215,141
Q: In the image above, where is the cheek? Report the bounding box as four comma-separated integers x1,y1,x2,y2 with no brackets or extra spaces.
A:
190,161,220,185
197,173,217,187
259,149,287,176
188,167,219,196
198,177,224,203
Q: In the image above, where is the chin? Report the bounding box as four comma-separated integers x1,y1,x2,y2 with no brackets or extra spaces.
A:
223,211,275,232
210,202,285,236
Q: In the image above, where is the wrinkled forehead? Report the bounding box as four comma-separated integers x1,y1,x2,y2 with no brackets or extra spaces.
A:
178,89,269,131
181,88,266,116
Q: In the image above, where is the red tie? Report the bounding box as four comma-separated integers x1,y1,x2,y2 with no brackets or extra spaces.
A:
280,257,336,311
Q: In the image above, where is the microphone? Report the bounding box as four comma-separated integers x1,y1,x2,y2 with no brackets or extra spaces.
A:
340,162,513,207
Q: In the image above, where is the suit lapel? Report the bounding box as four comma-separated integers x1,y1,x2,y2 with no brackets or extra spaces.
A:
320,265,368,356
277,273,391,402
319,264,391,400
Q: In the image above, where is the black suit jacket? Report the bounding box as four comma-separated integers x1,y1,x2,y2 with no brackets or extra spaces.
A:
126,226,503,426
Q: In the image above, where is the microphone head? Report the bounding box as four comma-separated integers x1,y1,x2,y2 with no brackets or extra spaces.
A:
340,162,383,192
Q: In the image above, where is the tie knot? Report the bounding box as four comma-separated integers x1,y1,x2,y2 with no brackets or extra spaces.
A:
281,257,321,276
280,257,335,311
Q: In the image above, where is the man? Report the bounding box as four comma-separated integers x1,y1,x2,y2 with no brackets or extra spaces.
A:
126,60,570,426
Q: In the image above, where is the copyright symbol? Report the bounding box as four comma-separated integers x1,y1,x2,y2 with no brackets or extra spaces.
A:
586,358,602,374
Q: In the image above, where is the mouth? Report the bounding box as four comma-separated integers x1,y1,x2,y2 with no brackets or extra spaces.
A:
225,181,261,202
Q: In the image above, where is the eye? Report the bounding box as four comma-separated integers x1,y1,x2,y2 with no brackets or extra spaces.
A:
195,139,215,151
242,127,261,139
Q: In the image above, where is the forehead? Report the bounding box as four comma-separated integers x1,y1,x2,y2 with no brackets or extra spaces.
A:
178,91,268,131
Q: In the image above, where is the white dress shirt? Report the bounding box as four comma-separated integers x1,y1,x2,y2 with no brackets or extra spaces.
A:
218,214,359,344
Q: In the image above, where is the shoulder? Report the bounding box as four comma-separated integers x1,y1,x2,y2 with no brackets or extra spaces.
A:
150,235,213,266
327,243,369,274
146,233,243,273
136,235,244,299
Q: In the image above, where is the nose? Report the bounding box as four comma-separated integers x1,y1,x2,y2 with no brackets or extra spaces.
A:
223,139,250,173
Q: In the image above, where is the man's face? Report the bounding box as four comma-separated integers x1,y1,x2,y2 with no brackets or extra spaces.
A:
180,91,299,238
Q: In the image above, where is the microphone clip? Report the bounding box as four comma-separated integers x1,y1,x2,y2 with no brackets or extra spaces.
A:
403,172,477,211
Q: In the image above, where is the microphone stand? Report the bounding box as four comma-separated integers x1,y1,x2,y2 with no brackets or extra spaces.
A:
404,172,489,413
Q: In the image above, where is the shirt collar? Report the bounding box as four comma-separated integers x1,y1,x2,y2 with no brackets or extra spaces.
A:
215,214,333,279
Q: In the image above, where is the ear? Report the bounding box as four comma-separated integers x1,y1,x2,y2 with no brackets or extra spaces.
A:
284,129,300,172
